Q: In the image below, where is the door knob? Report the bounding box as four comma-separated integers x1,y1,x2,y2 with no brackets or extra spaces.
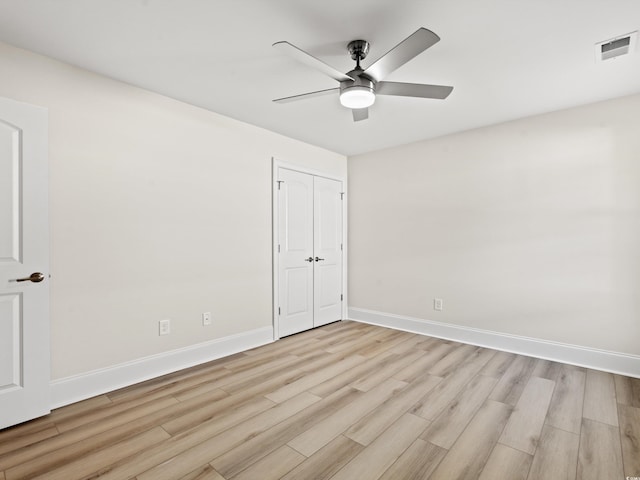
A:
315,257,325,262
15,272,45,283
304,257,314,262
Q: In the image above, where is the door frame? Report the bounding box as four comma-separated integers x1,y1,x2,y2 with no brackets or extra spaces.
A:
272,158,347,340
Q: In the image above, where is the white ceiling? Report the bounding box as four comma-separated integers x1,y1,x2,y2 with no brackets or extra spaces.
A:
0,0,639,156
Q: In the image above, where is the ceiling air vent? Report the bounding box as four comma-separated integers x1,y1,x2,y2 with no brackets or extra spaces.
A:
595,31,637,62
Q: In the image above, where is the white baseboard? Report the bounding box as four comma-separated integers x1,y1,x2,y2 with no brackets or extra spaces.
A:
50,326,274,409
348,307,640,379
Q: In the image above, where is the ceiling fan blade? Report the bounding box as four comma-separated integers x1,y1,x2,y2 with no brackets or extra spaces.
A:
273,87,339,104
377,81,453,99
363,28,440,81
273,41,354,83
352,108,369,122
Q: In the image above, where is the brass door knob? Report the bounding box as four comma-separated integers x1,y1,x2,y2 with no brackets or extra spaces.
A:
15,272,45,283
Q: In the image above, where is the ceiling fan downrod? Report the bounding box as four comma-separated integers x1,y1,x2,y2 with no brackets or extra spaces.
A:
347,39,370,69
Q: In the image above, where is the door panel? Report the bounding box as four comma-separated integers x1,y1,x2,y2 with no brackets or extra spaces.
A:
315,263,340,308
285,267,311,315
284,181,311,252
313,176,343,327
0,97,49,429
0,120,21,263
278,169,314,337
0,294,21,390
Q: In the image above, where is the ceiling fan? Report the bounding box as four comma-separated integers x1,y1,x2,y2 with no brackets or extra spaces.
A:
272,27,454,122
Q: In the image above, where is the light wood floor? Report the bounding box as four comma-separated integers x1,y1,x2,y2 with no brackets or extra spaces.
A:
1,321,639,480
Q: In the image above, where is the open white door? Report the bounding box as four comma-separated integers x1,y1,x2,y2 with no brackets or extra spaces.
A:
0,97,50,430
276,167,343,337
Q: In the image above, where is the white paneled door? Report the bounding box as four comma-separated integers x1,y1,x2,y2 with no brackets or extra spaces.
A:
0,97,50,429
312,176,343,327
278,169,315,337
277,168,343,337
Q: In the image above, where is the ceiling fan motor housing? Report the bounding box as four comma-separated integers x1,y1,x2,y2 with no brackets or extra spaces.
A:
340,74,375,95
340,73,376,109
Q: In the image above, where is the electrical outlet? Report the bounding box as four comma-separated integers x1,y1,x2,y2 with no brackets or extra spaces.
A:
159,319,171,336
202,312,212,326
434,298,443,311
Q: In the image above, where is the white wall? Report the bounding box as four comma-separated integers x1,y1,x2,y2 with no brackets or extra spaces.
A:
0,41,346,380
2,36,637,386
349,93,640,356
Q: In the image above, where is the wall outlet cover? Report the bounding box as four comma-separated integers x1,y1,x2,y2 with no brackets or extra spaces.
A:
159,319,171,335
434,298,443,311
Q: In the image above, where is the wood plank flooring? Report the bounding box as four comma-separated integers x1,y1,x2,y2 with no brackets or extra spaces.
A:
0,321,638,480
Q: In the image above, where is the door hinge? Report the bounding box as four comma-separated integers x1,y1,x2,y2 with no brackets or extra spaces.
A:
278,307,281,315
278,244,281,253
277,180,284,190
341,243,343,251
340,192,345,200
340,294,343,301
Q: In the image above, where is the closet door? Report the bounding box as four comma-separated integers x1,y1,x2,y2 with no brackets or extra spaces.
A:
277,169,314,337
277,168,344,337
313,176,343,327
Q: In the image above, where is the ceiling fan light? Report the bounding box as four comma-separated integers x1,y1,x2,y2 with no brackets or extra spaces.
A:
339,85,375,109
